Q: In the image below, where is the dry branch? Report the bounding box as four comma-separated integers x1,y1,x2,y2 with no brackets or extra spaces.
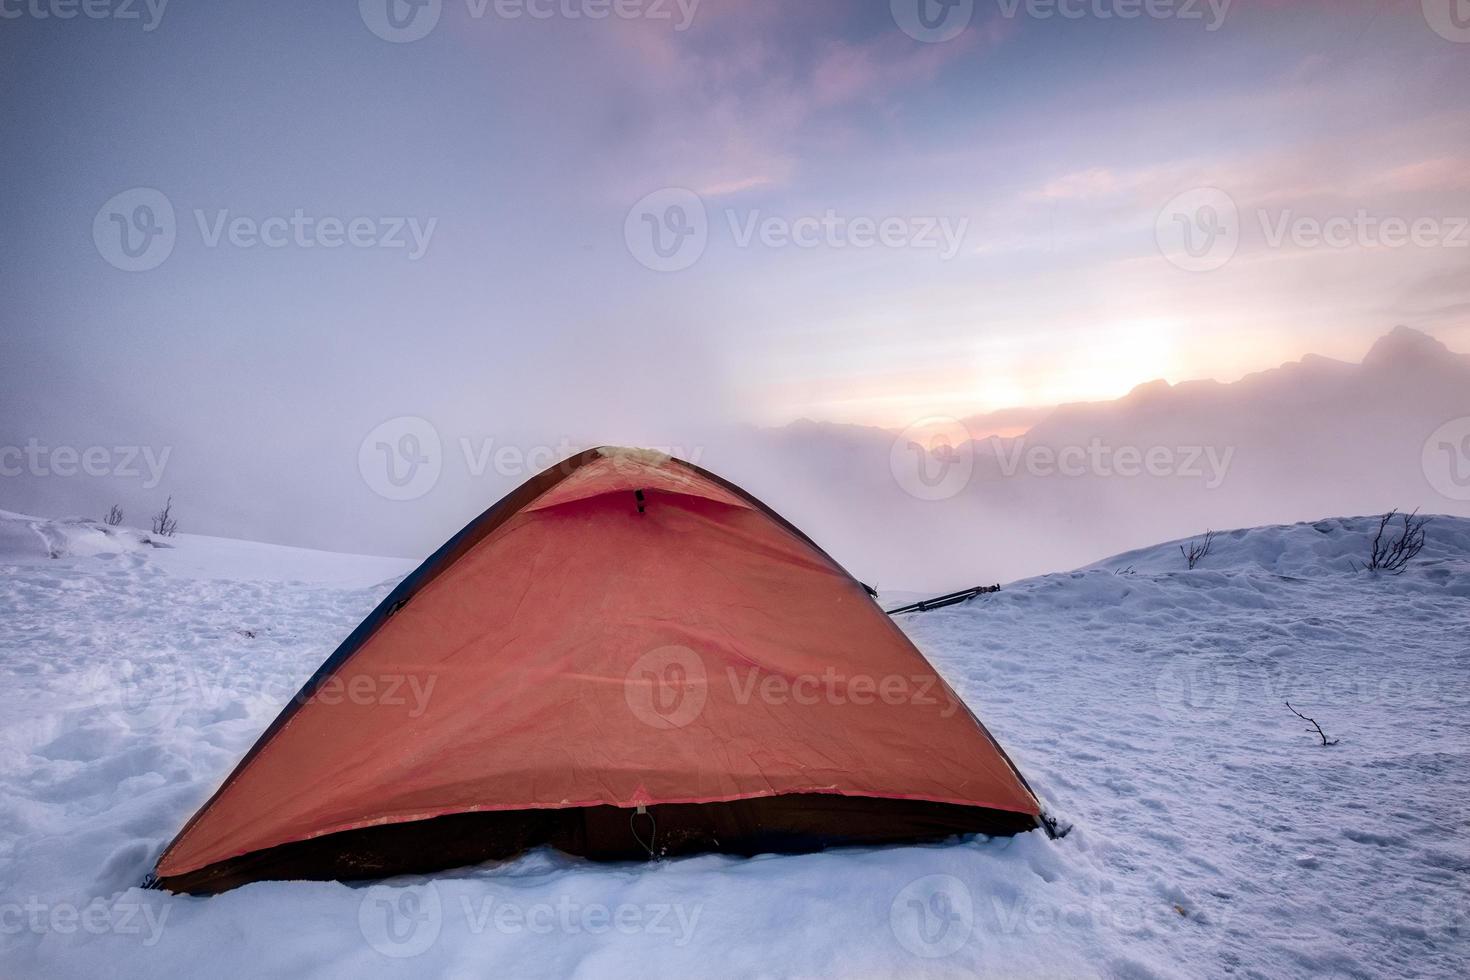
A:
1286,701,1339,746
1181,530,1217,570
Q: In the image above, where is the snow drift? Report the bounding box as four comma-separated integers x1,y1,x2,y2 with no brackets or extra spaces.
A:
0,513,1466,978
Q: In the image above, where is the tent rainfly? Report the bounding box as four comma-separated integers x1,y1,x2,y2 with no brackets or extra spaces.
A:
150,448,1046,894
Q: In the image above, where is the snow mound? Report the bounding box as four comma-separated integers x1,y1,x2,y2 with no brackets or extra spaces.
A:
0,510,415,587
0,510,163,561
0,516,1466,978
1088,513,1470,584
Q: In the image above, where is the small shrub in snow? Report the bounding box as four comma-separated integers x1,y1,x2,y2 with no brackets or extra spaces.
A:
1354,509,1428,575
104,504,124,527
1180,530,1216,570
151,497,179,537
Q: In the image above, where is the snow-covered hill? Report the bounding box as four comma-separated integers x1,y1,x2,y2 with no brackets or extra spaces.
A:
0,514,1465,978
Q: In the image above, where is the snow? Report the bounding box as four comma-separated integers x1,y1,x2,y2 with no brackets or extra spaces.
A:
1,512,1466,978
0,509,162,562
0,510,414,587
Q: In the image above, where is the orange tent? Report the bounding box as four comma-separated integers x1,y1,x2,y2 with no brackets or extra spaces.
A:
152,448,1044,893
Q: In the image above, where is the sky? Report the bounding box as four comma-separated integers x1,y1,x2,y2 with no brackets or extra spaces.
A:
1,0,1468,557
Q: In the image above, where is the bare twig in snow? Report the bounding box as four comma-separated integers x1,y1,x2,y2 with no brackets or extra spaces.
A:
104,504,124,527
151,496,178,537
1180,530,1216,570
1286,701,1339,746
1354,509,1428,574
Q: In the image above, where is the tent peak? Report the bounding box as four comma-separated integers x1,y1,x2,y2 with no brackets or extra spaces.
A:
594,446,675,466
